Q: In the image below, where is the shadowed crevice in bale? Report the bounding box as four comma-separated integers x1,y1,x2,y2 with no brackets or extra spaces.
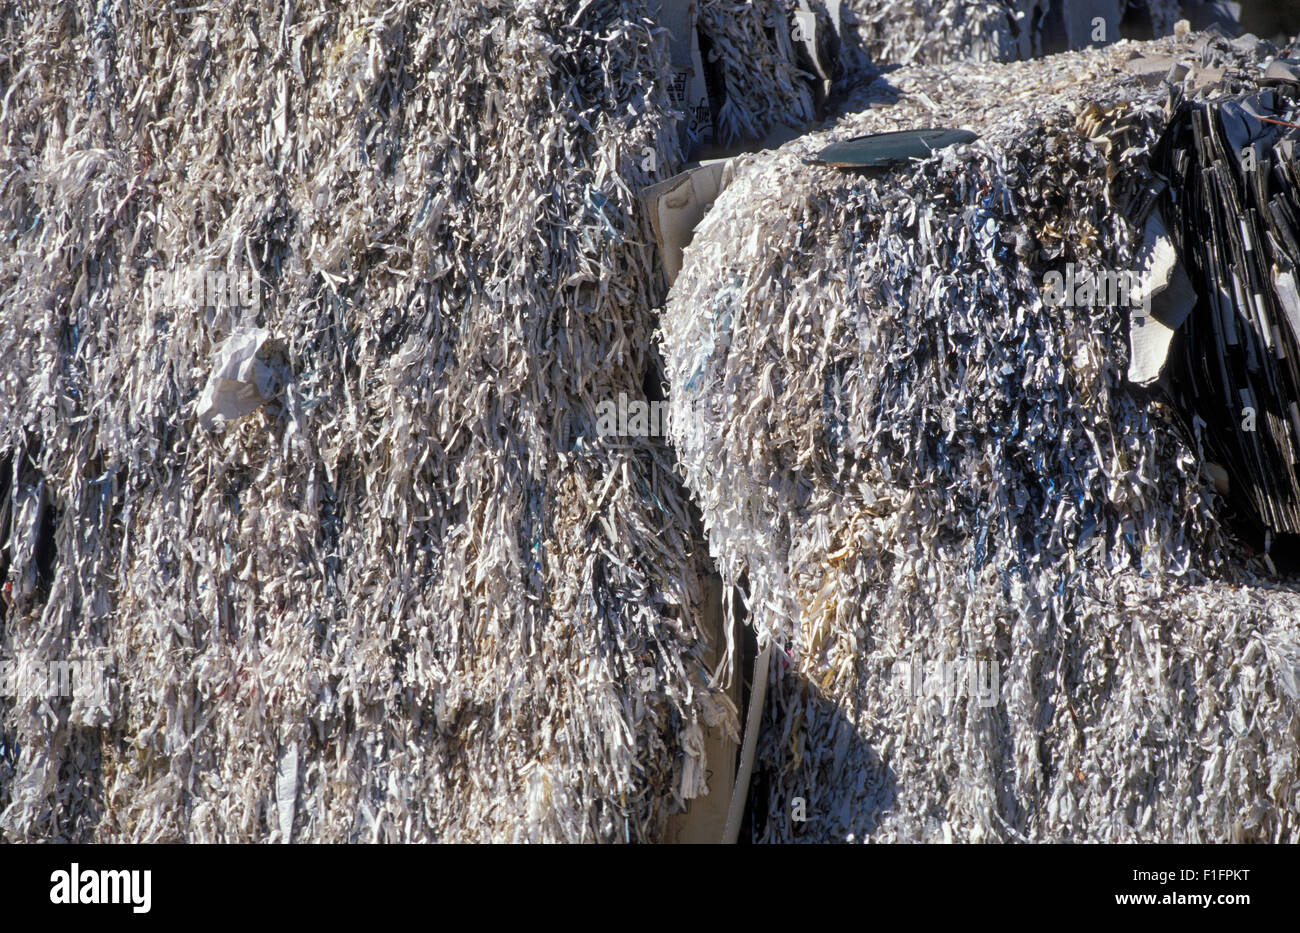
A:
750,671,898,843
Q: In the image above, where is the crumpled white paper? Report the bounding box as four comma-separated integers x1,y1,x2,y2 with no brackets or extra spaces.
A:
196,328,282,429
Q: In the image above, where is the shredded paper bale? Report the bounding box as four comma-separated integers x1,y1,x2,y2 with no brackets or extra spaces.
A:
660,34,1300,842
846,0,1207,67
0,0,752,843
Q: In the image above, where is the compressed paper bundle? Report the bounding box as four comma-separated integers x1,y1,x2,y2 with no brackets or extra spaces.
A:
660,33,1300,841
0,0,765,843
847,0,1192,66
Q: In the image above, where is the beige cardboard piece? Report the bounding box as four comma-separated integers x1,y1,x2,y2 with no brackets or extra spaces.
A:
1123,52,1226,91
644,160,729,286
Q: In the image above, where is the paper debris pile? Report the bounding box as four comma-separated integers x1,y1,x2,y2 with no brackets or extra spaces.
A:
660,32,1300,841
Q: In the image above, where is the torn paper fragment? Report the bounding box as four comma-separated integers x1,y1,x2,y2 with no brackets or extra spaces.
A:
276,743,299,843
197,328,281,429
1275,269,1300,350
1129,209,1196,385
643,160,729,285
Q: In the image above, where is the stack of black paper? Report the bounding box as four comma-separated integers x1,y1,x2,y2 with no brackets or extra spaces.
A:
1156,90,1300,537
